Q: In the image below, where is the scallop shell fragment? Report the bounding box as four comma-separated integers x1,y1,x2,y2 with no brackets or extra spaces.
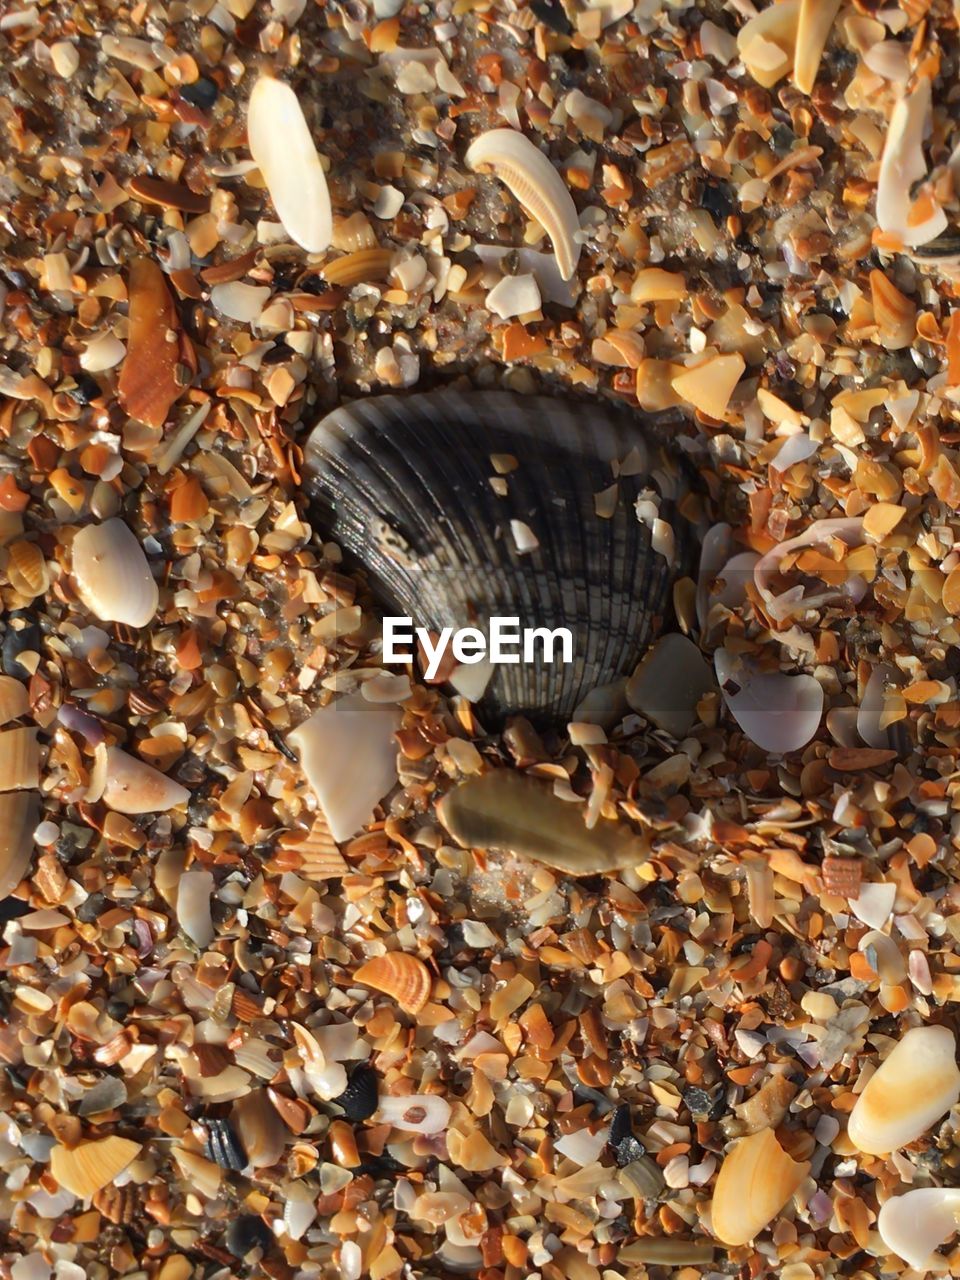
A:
101,747,190,814
465,129,581,281
71,518,159,628
847,1025,960,1155
303,391,689,722
710,1128,810,1246
438,770,649,875
50,1136,142,1200
353,952,432,1015
0,790,40,900
878,1188,960,1271
287,691,401,844
247,75,332,254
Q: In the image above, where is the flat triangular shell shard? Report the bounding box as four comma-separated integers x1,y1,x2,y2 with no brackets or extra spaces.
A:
303,390,689,721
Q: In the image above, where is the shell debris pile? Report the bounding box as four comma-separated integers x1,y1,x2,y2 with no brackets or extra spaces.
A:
4,0,960,1278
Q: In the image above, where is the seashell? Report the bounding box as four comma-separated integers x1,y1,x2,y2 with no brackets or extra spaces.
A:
710,1127,809,1246
0,675,28,726
283,1180,318,1241
438,770,649,875
870,269,916,350
465,129,581,281
176,868,215,948
210,282,271,323
50,1135,142,1199
671,353,744,420
793,0,840,95
225,1214,273,1260
625,633,716,739
283,815,349,881
92,1181,138,1225
0,791,40,899
247,75,332,254
376,1092,451,1135
322,247,393,288
203,1116,246,1171
102,747,190,814
877,78,947,249
7,540,49,599
303,390,689,723
332,1064,379,1121
858,664,898,749
72,518,159,627
714,649,823,755
353,951,432,1014
78,1076,128,1117
232,1088,287,1169
287,692,400,843
117,256,184,429
736,0,800,88
0,727,41,792
877,1187,960,1271
847,1024,960,1155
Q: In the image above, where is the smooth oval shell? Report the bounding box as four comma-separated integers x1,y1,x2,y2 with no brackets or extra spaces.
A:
102,747,189,815
353,952,431,1015
50,1136,142,1199
232,1088,287,1169
438,769,649,876
304,390,689,723
72,518,159,627
878,1188,960,1271
715,650,823,754
710,1128,809,1246
847,1024,960,1155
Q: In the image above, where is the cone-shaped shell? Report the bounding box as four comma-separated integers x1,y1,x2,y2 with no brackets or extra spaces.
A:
847,1024,960,1155
877,1188,960,1271
50,1136,141,1199
303,390,689,723
102,747,190,814
72,518,159,627
354,952,431,1015
438,770,649,875
710,1128,809,1246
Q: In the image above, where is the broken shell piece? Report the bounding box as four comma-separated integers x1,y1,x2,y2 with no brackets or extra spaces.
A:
232,1090,286,1169
377,1093,451,1134
877,78,947,248
793,0,840,95
71,519,159,628
50,1136,142,1200
625,634,716,739
102,747,190,814
736,0,801,88
437,770,649,875
354,952,432,1015
0,791,40,899
0,675,29,726
714,650,823,754
671,353,745,420
485,272,541,320
710,1127,809,1246
287,691,400,843
878,1188,960,1271
117,256,184,430
858,663,897,749
465,128,581,281
0,727,40,791
177,869,215,948
847,1025,960,1155
247,75,332,254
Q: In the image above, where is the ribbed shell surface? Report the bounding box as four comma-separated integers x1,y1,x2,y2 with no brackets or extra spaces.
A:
303,390,687,722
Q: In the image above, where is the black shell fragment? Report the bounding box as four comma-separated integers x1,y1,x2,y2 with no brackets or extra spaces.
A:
204,1115,246,1171
608,1103,646,1167
304,390,691,722
332,1063,379,1121
225,1214,273,1259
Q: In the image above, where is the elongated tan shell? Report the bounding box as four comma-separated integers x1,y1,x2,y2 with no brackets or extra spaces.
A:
0,790,40,899
50,1136,142,1199
354,952,432,1015
247,75,332,254
72,518,159,628
793,0,839,95
438,770,649,876
0,675,29,726
710,1128,809,1246
0,727,41,791
878,1188,960,1271
736,0,800,88
466,129,581,281
102,747,190,814
847,1024,960,1155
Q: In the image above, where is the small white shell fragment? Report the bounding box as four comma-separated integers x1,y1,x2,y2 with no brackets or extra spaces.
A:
50,40,80,78
847,1025,960,1155
485,272,541,320
876,78,947,247
857,663,895,749
79,332,126,373
848,881,896,930
288,691,401,842
466,129,581,281
247,75,332,254
177,869,214,948
102,747,190,815
878,1187,960,1271
72,518,159,628
714,650,823,754
474,245,578,307
555,1125,609,1167
626,634,715,739
376,1093,452,1134
210,282,271,323
283,1180,318,1241
510,519,539,554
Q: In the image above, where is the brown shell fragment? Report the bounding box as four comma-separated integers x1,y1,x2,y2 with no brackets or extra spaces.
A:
0,727,41,791
0,675,29,726
437,770,649,875
117,256,184,429
354,952,432,1014
0,790,40,899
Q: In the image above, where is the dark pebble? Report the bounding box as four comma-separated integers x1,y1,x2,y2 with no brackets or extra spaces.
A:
608,1103,646,1167
77,893,107,924
530,0,572,34
204,1116,247,1171
225,1215,272,1259
69,373,102,405
180,77,218,110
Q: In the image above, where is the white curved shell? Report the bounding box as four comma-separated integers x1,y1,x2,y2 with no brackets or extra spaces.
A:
72,519,159,628
878,1188,960,1271
847,1025,960,1155
102,747,190,815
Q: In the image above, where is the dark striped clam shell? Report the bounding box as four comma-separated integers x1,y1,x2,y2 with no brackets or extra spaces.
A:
303,390,690,722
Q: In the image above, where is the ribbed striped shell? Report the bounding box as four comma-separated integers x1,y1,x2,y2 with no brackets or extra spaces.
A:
303,390,689,722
